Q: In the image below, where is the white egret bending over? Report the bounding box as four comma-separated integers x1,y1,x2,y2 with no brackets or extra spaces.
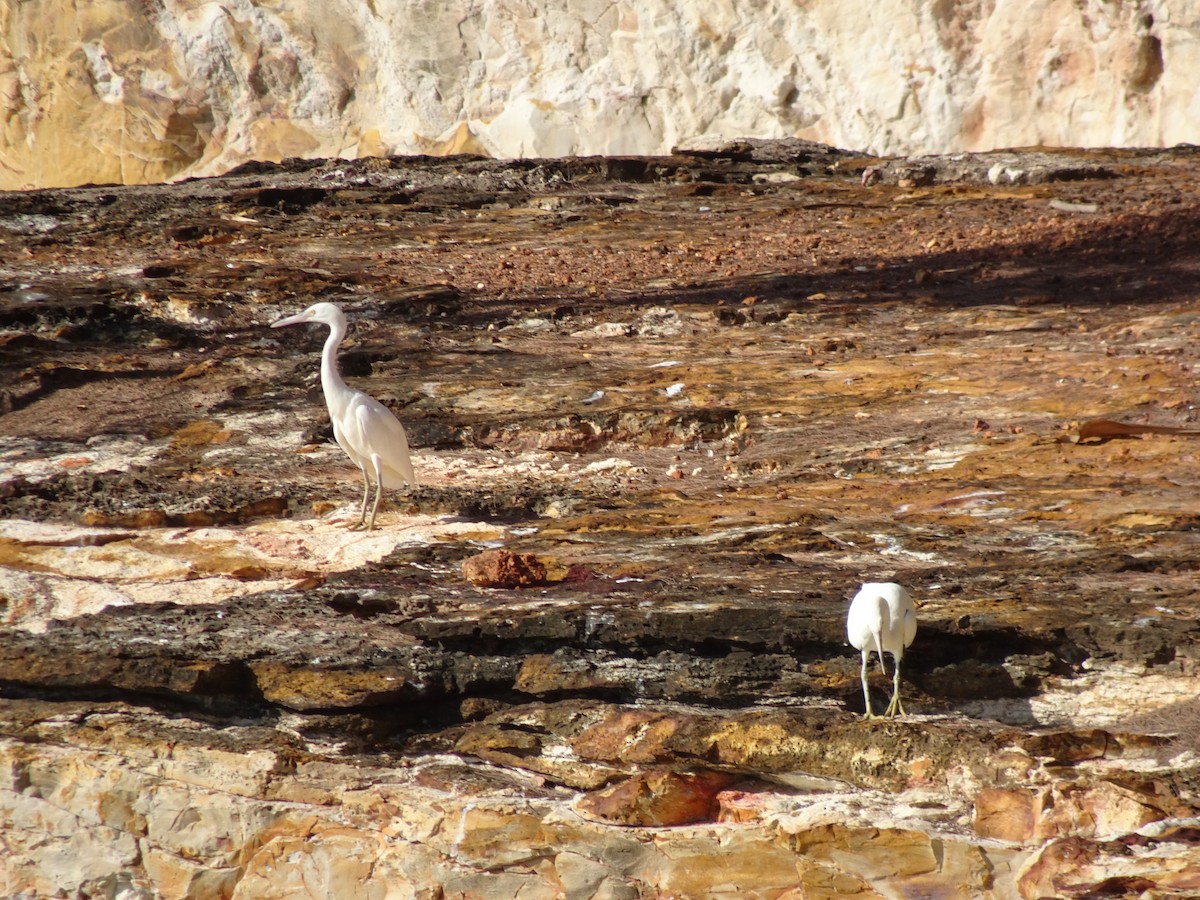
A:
846,582,919,718
272,302,415,530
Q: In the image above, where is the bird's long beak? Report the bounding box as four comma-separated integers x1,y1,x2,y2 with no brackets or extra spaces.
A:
271,312,310,329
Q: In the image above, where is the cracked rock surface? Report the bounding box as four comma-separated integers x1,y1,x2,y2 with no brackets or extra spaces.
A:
2,141,1200,898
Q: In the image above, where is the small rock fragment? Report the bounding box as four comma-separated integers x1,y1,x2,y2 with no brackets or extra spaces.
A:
1049,198,1099,214
462,548,548,587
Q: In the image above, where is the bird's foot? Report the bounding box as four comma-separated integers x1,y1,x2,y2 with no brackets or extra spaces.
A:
882,700,906,718
349,520,369,532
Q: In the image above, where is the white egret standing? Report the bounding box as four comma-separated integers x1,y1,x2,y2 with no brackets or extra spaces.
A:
272,302,415,530
846,582,919,718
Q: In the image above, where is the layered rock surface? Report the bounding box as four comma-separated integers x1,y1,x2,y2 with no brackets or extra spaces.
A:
2,1,1197,189
2,141,1200,896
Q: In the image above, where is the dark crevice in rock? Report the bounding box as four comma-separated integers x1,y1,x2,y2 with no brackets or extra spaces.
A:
0,579,1131,736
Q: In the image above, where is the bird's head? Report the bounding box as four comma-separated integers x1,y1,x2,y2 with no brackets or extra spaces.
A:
271,302,346,330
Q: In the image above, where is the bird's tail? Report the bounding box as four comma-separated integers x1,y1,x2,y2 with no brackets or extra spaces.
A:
871,594,887,671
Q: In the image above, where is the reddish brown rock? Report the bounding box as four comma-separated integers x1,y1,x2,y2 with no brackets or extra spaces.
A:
570,708,686,766
975,781,1171,843
974,786,1042,843
575,769,737,826
461,549,548,588
1020,729,1114,765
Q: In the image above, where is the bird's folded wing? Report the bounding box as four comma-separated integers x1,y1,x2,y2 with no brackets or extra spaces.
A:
354,402,415,487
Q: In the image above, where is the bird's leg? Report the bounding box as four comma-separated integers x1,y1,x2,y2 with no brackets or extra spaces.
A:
883,657,906,718
860,652,880,719
365,454,385,531
367,475,382,531
351,466,372,530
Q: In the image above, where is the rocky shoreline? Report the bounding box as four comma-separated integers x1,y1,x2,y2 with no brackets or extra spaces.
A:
2,141,1199,897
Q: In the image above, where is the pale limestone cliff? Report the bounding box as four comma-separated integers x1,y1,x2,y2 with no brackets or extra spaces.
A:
1,0,1196,189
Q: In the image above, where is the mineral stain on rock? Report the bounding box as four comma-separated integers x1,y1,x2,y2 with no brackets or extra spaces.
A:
1,142,1200,896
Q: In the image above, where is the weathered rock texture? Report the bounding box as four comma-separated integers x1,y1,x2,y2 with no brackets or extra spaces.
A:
2,140,1200,896
2,1,1198,189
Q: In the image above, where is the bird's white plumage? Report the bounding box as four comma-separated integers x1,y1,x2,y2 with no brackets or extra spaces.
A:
846,581,918,718
272,302,415,530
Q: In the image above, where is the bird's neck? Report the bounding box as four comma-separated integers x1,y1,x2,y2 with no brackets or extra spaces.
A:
320,322,351,413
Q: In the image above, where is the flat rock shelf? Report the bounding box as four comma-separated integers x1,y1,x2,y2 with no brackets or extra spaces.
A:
2,141,1199,898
